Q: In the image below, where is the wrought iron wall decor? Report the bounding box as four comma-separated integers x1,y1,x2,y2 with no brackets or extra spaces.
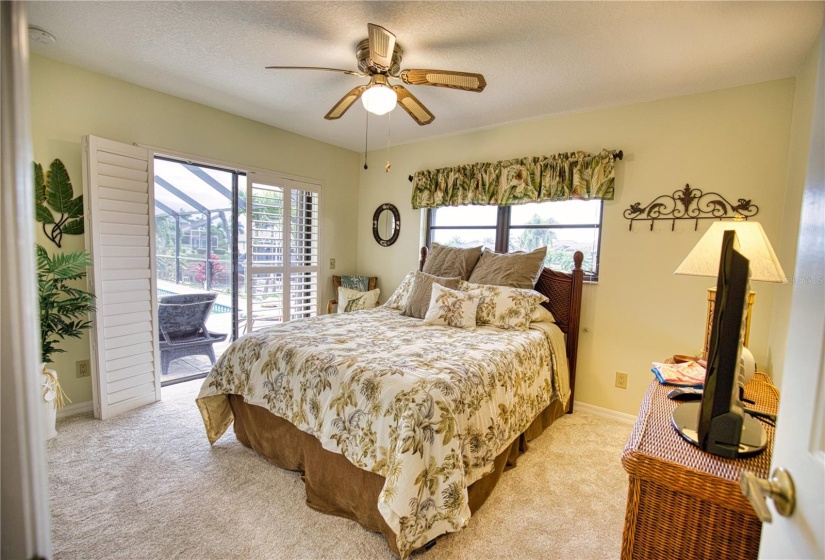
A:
623,184,758,231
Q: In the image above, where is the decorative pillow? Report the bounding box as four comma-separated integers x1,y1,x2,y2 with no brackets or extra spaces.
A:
531,304,556,323
337,287,380,313
402,271,462,319
468,246,547,289
383,271,416,310
423,283,481,329
459,281,548,330
422,243,483,281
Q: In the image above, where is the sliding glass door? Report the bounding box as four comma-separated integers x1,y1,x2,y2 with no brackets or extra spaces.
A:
153,157,243,385
152,162,321,383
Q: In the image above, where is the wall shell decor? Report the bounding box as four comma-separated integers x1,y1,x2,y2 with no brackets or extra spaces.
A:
623,184,759,231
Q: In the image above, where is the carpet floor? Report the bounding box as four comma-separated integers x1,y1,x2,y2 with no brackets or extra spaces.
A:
48,380,632,559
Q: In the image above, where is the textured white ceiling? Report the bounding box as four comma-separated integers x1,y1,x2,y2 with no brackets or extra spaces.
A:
27,1,824,153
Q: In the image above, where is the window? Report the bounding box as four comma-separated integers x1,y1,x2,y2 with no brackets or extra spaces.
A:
427,200,603,280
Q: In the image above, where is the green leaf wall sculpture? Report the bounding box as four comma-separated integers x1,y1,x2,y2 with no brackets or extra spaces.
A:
34,159,84,248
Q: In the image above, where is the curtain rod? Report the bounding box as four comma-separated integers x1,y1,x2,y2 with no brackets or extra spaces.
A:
407,149,624,182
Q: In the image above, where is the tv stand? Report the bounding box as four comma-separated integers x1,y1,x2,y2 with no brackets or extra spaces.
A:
621,374,778,560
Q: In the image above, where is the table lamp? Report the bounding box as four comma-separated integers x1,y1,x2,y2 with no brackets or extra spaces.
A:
674,219,785,359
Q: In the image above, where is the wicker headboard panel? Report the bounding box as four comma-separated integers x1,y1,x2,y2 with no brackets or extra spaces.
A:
419,247,584,412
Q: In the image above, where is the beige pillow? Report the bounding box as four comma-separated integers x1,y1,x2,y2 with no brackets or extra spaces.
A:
531,304,556,323
383,271,416,310
423,283,480,329
337,287,380,313
422,243,483,281
402,271,461,319
459,281,548,331
468,247,547,289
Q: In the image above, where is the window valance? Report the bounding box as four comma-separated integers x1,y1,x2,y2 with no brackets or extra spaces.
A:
411,149,620,209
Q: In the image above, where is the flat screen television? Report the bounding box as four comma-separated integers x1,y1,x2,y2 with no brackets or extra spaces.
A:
672,230,767,458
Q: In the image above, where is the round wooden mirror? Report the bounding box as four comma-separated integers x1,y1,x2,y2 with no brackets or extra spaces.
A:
373,203,400,247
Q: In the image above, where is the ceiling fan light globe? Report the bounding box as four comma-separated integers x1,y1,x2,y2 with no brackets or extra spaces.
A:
361,84,397,115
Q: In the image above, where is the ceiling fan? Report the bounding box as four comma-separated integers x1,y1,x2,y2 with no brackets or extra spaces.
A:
266,23,486,126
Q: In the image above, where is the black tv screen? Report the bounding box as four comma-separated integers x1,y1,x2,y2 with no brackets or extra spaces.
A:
697,230,750,456
672,229,767,458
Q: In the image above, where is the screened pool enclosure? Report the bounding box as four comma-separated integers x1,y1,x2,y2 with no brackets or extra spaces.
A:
153,157,320,383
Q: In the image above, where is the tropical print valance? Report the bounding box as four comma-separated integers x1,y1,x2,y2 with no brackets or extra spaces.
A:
411,149,619,209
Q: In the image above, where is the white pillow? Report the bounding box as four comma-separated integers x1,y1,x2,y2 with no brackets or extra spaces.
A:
423,283,480,329
383,271,416,310
531,304,556,323
337,287,380,313
459,281,548,331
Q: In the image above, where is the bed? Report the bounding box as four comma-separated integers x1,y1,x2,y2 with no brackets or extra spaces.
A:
196,247,584,558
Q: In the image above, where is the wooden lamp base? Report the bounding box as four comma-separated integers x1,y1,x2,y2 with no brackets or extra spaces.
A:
703,287,756,360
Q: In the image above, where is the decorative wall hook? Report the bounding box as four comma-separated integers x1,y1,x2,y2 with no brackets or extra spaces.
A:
623,184,759,231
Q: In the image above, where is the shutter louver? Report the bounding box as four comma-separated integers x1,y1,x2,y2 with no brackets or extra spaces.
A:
83,136,160,419
289,186,319,320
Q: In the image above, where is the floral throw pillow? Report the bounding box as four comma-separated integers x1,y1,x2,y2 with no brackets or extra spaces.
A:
337,287,380,313
383,271,416,310
459,281,548,331
423,283,480,329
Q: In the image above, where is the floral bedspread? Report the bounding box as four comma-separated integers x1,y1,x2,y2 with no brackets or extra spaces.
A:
196,307,568,557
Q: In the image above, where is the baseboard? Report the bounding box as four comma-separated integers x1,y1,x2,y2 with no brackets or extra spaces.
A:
57,401,93,419
573,401,636,424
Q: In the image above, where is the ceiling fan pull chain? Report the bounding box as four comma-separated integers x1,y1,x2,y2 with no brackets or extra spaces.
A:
364,110,369,170
385,111,392,173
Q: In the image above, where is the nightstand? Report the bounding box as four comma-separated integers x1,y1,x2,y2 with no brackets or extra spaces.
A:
621,373,779,560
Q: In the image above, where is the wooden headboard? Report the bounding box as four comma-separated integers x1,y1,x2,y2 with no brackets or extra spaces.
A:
419,247,584,413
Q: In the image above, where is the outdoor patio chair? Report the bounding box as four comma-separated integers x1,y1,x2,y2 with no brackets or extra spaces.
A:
158,292,227,374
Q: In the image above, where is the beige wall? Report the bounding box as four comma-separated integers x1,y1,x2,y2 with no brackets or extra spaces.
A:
30,55,360,405
357,80,796,416
767,30,823,390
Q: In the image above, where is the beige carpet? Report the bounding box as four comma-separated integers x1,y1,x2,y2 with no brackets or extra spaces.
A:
48,380,632,559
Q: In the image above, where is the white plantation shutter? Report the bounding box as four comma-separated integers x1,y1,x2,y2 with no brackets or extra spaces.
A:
289,181,320,320
246,175,320,331
82,136,160,419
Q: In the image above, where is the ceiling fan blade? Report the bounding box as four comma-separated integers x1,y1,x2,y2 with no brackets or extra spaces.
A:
392,85,435,126
367,23,396,71
400,69,487,92
266,66,367,77
324,85,368,120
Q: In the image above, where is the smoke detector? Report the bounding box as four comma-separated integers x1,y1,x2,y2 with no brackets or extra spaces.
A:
28,26,56,45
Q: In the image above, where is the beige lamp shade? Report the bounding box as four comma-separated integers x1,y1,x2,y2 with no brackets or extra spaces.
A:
674,221,786,283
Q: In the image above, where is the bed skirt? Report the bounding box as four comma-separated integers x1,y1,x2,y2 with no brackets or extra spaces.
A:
227,394,567,556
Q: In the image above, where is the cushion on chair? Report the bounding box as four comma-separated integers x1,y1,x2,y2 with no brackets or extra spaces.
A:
339,275,371,292
337,287,381,313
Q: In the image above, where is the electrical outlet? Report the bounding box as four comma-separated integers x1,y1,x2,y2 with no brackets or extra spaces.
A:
615,371,628,389
329,258,336,270
77,359,91,378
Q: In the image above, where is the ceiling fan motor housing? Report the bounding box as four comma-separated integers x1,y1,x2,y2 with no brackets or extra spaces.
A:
356,38,403,75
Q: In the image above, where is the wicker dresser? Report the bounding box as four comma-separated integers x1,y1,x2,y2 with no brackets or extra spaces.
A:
621,373,779,560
